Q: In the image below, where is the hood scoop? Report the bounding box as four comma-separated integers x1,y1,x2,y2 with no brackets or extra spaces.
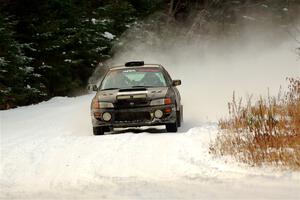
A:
119,88,147,92
117,94,147,100
117,89,148,100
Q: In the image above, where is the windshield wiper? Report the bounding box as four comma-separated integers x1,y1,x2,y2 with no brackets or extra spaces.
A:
100,87,120,91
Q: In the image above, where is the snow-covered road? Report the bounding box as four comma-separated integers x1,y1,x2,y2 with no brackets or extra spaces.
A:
1,94,299,199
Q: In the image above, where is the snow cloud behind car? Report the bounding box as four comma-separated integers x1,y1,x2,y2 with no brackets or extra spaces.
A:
90,13,300,122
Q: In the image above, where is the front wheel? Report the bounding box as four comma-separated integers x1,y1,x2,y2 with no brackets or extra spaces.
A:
166,123,178,132
93,127,104,135
176,111,181,127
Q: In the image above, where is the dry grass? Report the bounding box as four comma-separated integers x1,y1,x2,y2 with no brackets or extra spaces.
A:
210,77,300,170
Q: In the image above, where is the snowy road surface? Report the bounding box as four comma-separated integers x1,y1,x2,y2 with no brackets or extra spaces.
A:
1,94,299,199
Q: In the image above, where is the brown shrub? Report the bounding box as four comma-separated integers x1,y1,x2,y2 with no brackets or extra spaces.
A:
210,77,300,170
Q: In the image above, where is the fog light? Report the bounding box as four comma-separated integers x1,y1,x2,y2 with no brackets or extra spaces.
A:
102,112,112,121
154,110,163,119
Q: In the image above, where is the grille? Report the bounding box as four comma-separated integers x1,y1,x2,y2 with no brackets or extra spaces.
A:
115,99,149,108
115,112,151,122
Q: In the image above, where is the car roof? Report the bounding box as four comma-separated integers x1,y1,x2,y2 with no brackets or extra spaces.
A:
109,63,164,71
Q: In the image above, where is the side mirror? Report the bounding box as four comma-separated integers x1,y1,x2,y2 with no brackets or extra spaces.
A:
87,84,98,92
172,80,181,86
92,85,98,91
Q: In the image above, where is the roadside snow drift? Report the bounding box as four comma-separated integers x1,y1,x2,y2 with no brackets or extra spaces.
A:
1,94,300,199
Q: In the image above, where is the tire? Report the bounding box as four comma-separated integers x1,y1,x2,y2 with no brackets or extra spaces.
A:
176,111,181,127
166,122,178,132
103,126,111,132
93,127,104,135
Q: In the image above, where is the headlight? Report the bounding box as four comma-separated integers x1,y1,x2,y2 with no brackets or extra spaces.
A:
99,102,114,108
150,98,172,106
92,100,114,109
150,99,165,106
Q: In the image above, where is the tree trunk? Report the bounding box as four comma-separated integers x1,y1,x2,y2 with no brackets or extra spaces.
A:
169,0,175,17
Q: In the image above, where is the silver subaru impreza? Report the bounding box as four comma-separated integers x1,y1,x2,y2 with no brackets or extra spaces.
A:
90,61,183,135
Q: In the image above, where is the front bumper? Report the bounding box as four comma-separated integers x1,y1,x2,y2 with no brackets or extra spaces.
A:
91,105,176,128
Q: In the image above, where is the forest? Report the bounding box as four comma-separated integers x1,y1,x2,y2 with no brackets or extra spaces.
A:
1,0,299,109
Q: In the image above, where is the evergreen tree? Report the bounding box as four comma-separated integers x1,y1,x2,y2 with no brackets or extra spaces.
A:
0,0,299,109
0,14,44,109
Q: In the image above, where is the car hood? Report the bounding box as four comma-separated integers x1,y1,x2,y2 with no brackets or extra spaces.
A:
95,87,169,102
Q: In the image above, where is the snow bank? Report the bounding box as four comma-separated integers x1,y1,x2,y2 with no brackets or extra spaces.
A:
1,95,299,199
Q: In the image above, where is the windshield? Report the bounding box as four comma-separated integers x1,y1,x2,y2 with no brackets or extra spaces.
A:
100,68,167,90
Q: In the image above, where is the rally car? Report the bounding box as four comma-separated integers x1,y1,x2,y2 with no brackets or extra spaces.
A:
90,61,183,135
